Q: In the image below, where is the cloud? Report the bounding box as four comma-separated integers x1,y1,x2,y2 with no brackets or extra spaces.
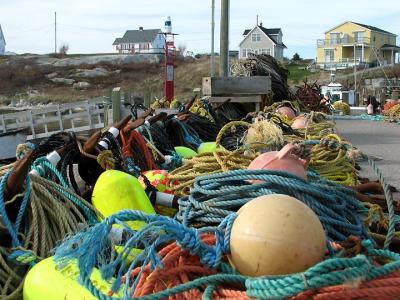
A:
0,0,399,58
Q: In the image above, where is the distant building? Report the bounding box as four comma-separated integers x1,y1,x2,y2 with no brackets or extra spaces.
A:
113,27,165,54
239,22,286,60
0,24,5,55
317,21,399,70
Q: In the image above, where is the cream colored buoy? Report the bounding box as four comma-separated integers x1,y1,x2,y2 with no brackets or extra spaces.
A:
229,194,326,276
292,114,311,129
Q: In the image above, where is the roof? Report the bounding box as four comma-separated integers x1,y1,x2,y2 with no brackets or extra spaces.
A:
353,22,396,36
112,38,122,46
114,29,161,44
0,24,5,44
325,21,396,36
243,27,281,36
381,44,400,50
242,26,286,48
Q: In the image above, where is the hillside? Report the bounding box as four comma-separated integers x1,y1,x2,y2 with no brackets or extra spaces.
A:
0,54,212,106
0,54,333,107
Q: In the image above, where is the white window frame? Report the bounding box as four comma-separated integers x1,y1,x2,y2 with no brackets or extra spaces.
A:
330,33,340,45
354,31,364,43
325,49,334,62
252,33,261,42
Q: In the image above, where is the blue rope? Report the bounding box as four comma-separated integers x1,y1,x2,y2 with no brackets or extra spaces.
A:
0,171,22,247
174,117,203,149
177,169,369,242
53,211,400,300
54,210,235,300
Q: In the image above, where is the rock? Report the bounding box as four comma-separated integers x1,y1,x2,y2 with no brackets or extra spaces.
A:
52,54,162,67
73,81,91,90
27,90,40,98
46,72,58,79
72,67,109,78
50,77,75,85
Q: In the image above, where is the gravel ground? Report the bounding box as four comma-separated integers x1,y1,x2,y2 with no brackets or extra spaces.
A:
335,120,400,189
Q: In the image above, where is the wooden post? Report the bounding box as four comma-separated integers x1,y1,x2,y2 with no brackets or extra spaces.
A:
57,104,64,131
0,114,5,133
112,87,121,123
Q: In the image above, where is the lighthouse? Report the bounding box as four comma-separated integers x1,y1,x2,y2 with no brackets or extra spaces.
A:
164,16,176,102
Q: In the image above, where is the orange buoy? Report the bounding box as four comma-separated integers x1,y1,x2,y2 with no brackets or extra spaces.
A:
248,143,308,180
229,194,326,276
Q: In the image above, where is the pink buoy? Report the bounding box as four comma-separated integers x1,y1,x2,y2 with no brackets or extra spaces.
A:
276,106,296,120
248,143,308,180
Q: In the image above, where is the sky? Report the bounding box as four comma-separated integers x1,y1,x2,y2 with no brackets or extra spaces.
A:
1,0,400,59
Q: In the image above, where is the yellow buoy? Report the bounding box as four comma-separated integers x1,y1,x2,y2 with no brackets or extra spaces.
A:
23,257,121,300
92,170,155,231
229,194,326,276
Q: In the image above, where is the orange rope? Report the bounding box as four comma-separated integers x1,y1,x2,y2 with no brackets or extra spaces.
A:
122,234,250,300
120,130,157,171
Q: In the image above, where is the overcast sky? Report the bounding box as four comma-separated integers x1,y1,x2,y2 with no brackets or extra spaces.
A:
1,0,400,58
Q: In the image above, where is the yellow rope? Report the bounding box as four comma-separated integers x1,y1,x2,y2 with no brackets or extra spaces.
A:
332,102,351,115
169,121,258,196
309,134,358,186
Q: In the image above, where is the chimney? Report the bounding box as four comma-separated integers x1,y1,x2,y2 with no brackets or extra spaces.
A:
260,21,263,27
139,26,144,31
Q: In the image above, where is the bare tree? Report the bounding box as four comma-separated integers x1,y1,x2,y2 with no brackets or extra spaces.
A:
177,44,187,57
59,44,69,56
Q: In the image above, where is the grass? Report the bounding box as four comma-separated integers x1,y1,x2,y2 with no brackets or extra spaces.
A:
286,64,315,84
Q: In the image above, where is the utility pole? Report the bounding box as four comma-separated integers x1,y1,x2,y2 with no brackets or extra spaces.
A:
210,0,215,77
353,43,357,92
219,0,230,77
54,11,57,53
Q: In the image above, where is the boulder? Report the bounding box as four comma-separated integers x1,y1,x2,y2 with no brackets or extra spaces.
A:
46,72,58,79
50,77,75,85
73,81,91,90
73,67,110,78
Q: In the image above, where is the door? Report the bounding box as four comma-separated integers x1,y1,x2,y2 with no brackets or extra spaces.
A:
325,49,334,62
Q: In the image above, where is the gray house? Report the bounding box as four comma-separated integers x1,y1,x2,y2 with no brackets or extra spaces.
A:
239,23,286,60
113,27,165,54
0,24,5,55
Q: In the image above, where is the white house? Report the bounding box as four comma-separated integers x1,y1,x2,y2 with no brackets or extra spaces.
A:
0,24,5,55
113,27,165,54
239,23,286,60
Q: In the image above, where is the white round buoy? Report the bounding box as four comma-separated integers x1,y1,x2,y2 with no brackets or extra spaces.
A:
229,194,326,276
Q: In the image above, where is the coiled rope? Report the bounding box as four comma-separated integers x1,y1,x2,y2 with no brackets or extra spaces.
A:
0,158,99,299
52,211,400,300
177,169,369,242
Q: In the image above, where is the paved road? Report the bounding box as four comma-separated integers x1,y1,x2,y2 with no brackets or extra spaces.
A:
335,120,399,189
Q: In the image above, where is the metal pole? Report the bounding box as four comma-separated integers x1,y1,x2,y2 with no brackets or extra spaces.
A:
354,43,357,91
219,0,229,77
211,0,215,77
55,11,57,53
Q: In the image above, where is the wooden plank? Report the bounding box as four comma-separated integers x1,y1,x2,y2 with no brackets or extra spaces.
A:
27,110,36,139
209,96,262,103
202,76,271,96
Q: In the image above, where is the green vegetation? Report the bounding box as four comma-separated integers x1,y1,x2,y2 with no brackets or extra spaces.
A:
286,64,315,84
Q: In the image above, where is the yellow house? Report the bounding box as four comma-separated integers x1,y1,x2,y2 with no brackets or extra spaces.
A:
317,21,399,69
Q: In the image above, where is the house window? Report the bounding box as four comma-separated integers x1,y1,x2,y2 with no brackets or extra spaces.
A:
330,33,340,45
354,31,364,43
325,49,334,62
260,49,271,55
252,33,261,42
